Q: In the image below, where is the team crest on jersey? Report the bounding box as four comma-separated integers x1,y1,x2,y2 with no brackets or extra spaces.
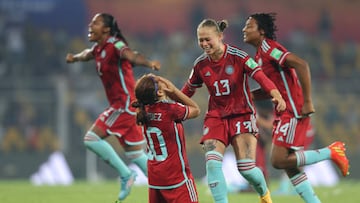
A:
225,65,234,75
203,126,209,135
101,50,106,58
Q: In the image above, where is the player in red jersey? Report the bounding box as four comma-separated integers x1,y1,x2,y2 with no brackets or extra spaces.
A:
132,74,200,203
182,18,286,203
65,13,160,201
243,13,349,203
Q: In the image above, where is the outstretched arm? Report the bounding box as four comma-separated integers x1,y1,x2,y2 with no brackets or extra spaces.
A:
122,49,161,71
66,49,94,63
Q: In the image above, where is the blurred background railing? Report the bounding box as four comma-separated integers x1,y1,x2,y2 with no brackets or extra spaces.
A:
0,0,359,181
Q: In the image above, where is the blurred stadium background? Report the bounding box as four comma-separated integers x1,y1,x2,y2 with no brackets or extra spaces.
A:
0,0,359,183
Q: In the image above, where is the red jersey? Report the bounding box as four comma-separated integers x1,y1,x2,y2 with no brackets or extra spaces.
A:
91,36,136,111
184,44,264,118
255,39,304,118
143,100,194,189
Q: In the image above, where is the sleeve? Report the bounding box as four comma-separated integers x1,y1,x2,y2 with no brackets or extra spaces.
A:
268,47,290,67
181,68,202,97
181,82,196,97
241,53,276,94
114,40,130,57
251,70,277,94
265,40,291,67
243,56,262,75
169,102,189,121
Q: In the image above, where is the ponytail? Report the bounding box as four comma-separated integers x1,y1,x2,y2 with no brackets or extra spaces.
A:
132,74,160,125
132,101,148,125
100,13,128,45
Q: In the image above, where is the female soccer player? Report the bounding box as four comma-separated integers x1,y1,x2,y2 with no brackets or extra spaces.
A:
242,13,349,203
132,74,200,203
181,18,286,203
65,13,160,201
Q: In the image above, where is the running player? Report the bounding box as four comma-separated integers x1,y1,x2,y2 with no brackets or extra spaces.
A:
242,12,349,203
182,18,286,203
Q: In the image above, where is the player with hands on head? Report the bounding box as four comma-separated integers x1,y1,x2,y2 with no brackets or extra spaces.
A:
182,18,286,203
242,12,349,203
132,74,200,203
65,13,160,202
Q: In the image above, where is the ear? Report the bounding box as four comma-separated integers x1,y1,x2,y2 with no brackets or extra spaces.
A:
156,89,164,97
260,29,265,36
103,27,111,34
219,32,224,41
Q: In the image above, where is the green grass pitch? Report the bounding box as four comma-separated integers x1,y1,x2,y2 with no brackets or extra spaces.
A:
1,180,358,203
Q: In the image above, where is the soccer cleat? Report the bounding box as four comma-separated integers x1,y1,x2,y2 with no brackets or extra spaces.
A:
118,170,137,201
328,141,350,177
260,190,272,203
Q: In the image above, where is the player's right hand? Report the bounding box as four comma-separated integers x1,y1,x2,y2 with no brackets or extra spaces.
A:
65,53,75,63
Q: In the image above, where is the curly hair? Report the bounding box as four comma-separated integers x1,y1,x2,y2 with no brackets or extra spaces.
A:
249,13,278,40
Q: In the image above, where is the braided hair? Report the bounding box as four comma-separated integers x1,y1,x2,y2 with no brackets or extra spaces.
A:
132,74,159,125
249,13,278,40
100,13,128,45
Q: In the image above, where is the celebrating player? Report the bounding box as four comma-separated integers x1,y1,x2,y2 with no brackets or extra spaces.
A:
133,74,200,203
182,18,286,203
242,12,349,203
65,13,160,201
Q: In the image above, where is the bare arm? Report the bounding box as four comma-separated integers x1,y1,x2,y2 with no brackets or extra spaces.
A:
156,76,200,119
284,53,315,115
66,49,94,63
122,49,161,71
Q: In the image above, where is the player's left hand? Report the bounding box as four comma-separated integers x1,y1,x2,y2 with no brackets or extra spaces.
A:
150,60,161,71
272,97,286,112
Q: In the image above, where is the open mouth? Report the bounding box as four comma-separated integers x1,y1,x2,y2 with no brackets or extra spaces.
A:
88,30,94,38
203,47,211,53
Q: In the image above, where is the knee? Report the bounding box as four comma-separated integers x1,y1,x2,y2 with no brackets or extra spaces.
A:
271,157,286,169
83,131,101,146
